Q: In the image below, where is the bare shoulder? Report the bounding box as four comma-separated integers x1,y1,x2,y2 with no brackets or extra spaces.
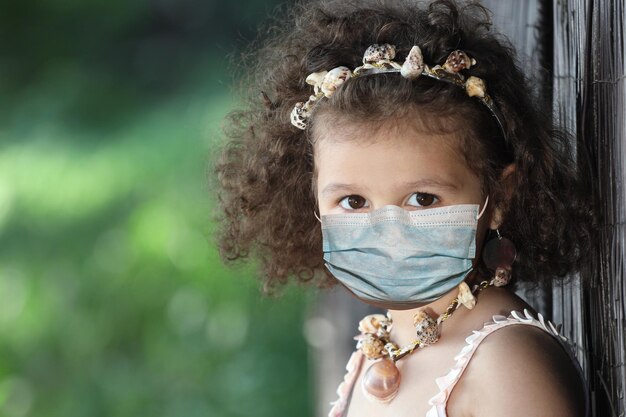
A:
463,321,586,417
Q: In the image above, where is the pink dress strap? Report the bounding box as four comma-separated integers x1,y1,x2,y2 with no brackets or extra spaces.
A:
328,350,365,417
425,309,588,417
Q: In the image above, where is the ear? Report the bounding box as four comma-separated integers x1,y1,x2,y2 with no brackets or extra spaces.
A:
489,163,516,230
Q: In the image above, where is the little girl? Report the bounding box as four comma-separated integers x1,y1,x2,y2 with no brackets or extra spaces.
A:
215,0,594,416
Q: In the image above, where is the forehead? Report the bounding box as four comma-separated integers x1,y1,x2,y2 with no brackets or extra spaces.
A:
313,117,478,193
313,113,467,165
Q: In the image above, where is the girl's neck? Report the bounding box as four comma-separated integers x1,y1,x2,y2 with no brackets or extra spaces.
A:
386,272,482,346
386,287,460,346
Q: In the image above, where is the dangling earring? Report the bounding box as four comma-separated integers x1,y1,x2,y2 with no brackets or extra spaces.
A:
482,229,517,287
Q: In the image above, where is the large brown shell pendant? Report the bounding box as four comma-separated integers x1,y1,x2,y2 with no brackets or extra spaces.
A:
361,358,401,403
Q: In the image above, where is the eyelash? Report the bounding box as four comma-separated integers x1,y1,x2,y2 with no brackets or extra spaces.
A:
338,195,369,210
337,192,440,210
407,192,439,208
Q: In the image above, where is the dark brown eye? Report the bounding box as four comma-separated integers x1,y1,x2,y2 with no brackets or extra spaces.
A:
339,195,369,210
408,193,438,207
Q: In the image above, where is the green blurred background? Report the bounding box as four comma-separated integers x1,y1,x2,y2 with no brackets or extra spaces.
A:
0,1,315,416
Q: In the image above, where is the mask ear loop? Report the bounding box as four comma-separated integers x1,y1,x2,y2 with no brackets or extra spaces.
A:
313,210,322,223
466,195,491,289
477,195,489,220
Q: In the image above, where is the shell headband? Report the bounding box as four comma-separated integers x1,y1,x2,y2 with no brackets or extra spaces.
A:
290,44,506,138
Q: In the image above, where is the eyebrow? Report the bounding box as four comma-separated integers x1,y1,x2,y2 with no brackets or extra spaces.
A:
321,183,370,197
321,178,458,197
401,179,459,191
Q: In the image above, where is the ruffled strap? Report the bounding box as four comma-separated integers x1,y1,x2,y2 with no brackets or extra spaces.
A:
426,309,570,415
328,350,365,417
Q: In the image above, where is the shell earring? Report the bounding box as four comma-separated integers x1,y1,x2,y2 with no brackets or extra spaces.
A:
482,229,517,287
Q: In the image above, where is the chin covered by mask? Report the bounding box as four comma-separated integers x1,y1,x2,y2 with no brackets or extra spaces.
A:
320,198,488,308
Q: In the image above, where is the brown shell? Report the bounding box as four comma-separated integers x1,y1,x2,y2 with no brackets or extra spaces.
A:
361,359,401,403
443,50,476,73
492,267,512,287
413,310,440,346
358,334,386,359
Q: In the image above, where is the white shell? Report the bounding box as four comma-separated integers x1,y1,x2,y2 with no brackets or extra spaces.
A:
358,314,389,334
363,44,396,64
457,281,476,310
306,71,327,86
306,71,328,95
290,102,307,130
465,76,486,98
400,45,424,79
321,66,352,97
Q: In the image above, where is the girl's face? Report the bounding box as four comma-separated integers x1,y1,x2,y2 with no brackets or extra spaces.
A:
315,121,486,214
314,118,495,279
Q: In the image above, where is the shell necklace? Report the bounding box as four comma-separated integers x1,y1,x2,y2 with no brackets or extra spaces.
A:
355,280,493,403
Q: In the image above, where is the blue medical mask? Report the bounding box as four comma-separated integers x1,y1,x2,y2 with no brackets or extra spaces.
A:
319,198,488,307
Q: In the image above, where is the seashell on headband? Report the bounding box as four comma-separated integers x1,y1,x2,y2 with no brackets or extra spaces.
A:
290,44,507,138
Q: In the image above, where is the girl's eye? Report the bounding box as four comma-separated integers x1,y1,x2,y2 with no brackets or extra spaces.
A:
407,192,439,207
339,195,369,210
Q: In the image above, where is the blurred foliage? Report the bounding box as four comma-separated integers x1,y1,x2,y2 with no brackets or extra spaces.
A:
0,0,288,130
0,0,314,416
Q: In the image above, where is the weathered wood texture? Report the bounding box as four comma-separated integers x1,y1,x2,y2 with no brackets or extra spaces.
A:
554,1,626,415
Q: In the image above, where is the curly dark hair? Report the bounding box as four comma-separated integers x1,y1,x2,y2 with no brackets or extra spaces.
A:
213,0,595,292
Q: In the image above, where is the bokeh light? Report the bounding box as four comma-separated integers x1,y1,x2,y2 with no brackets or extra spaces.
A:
0,1,313,416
